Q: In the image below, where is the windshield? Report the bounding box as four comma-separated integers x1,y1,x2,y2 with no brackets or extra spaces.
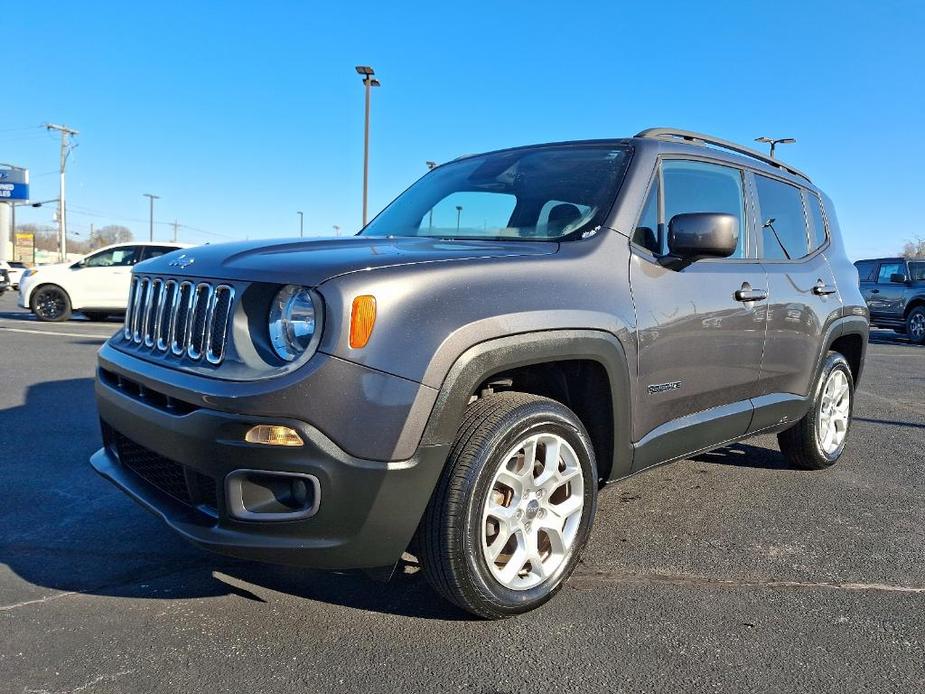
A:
361,143,632,241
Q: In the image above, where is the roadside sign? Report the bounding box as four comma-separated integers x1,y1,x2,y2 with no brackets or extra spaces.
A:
14,232,34,264
0,166,29,201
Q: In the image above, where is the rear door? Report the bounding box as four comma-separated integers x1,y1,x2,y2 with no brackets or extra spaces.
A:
751,175,841,426
630,159,767,467
870,260,908,319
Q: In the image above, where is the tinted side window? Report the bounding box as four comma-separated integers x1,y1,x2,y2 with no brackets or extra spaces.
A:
854,261,877,282
631,181,659,253
910,262,925,281
141,246,180,261
877,262,903,284
755,175,809,260
805,192,828,250
663,160,746,258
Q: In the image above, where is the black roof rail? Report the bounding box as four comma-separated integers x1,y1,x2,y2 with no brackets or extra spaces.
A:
636,127,811,183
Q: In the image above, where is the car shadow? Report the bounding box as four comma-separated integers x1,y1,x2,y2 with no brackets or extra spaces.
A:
0,377,468,620
690,442,792,470
868,329,924,348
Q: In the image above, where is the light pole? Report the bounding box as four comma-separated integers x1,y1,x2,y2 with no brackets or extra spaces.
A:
755,136,796,159
426,161,438,232
143,193,159,241
297,210,304,238
355,65,381,227
456,205,463,233
332,225,341,237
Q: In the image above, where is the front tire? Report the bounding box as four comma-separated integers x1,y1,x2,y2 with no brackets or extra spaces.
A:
906,306,925,344
30,285,72,322
778,351,854,470
420,393,598,619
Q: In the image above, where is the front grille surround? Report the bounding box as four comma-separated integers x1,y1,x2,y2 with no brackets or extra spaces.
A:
125,275,235,366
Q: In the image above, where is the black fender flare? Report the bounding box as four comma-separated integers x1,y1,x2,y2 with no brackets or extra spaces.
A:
419,329,634,481
816,314,869,386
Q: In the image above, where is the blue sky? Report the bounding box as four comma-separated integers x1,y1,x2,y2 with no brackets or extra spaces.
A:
3,0,923,258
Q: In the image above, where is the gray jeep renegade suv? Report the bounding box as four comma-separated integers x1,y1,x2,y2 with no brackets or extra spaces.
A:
91,128,869,618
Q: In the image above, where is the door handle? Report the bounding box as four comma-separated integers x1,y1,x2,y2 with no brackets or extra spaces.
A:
812,281,837,296
734,284,768,302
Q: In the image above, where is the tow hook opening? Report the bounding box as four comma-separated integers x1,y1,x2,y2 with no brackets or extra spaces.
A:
225,470,320,521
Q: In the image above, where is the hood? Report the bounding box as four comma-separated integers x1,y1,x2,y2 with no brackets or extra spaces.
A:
133,236,558,284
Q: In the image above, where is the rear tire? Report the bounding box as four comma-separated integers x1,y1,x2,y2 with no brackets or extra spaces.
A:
906,306,925,344
420,392,598,619
30,285,72,322
778,352,854,470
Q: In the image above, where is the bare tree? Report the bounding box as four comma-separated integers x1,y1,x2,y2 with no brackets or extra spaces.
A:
89,225,134,250
901,236,925,259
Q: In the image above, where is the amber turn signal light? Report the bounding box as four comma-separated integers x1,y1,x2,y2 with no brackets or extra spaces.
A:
245,425,304,447
349,295,377,348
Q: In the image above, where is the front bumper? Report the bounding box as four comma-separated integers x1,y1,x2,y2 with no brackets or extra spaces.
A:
92,372,448,570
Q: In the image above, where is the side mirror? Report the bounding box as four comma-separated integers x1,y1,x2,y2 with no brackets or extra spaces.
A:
890,273,908,284
667,213,739,260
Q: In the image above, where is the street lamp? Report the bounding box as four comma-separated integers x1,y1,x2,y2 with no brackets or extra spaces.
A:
297,210,304,238
355,65,381,227
456,205,463,233
425,161,439,232
755,136,796,159
425,161,438,171
332,225,341,237
143,193,160,241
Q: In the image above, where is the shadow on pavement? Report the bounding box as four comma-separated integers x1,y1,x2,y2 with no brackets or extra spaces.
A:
0,377,467,620
868,329,924,348
691,442,792,470
853,416,925,430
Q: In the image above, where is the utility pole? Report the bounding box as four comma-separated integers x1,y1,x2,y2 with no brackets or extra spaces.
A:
143,193,160,241
297,211,304,238
45,123,79,261
171,220,179,243
355,66,381,227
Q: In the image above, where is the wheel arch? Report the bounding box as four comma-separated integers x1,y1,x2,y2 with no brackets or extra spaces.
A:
28,282,72,309
419,330,634,483
904,296,925,318
823,315,869,386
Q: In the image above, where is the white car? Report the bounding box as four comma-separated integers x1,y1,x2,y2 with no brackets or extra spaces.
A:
0,260,29,289
19,241,189,322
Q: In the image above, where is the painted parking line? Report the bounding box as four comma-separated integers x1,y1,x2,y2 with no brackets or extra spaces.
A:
0,326,113,339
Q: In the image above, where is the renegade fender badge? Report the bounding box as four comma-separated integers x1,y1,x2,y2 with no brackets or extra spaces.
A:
648,381,681,395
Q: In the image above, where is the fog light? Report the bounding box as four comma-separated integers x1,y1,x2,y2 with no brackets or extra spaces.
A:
245,425,304,447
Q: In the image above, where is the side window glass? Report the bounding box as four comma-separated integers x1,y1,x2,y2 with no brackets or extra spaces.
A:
910,262,925,281
631,181,659,253
662,160,746,258
805,192,828,250
755,175,809,260
84,247,139,268
877,262,903,284
854,261,876,282
142,246,179,261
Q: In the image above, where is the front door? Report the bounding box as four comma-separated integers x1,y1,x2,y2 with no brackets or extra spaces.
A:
77,245,141,308
630,159,767,468
869,260,908,320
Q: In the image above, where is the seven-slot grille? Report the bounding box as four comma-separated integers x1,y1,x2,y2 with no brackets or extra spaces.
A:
124,276,235,364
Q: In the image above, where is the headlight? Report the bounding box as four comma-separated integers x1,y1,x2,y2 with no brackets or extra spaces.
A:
268,285,318,361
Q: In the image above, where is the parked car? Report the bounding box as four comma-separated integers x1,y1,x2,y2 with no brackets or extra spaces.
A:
90,129,868,618
18,242,188,321
0,260,29,289
854,256,925,343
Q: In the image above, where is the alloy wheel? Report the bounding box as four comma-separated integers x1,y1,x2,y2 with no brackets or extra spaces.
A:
816,369,850,455
481,432,584,590
910,312,925,340
35,290,65,320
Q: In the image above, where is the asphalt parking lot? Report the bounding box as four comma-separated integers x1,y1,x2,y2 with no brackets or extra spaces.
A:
1,292,923,693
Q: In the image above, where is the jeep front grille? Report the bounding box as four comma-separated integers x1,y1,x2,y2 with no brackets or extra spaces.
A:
124,276,235,364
